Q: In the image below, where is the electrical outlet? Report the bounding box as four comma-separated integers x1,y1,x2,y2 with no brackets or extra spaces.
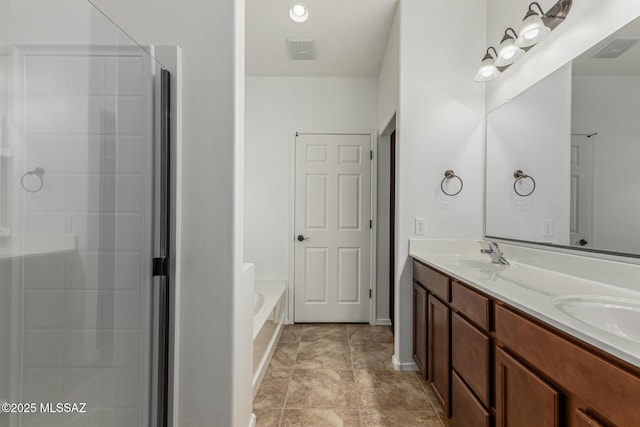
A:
542,219,553,237
415,218,426,236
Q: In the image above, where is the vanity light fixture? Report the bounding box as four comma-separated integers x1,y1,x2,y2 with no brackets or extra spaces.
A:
289,4,309,23
474,0,571,82
496,28,525,66
516,2,552,47
474,47,500,82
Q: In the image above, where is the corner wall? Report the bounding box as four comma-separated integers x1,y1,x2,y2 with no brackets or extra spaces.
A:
394,0,486,366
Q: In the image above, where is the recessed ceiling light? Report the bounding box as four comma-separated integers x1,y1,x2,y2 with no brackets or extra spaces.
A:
289,4,309,23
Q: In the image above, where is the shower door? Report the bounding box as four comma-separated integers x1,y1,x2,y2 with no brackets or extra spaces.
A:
0,1,170,426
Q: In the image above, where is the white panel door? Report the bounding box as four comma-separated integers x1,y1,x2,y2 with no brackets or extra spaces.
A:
570,135,594,247
294,133,371,323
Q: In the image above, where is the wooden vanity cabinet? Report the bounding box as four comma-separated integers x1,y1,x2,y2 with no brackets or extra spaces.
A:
428,293,450,415
413,260,451,416
412,257,640,427
452,370,491,427
495,303,640,427
413,282,428,375
451,312,491,405
451,280,493,427
495,346,561,427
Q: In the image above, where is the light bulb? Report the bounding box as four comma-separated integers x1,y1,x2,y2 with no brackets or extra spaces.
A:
495,31,525,67
292,5,305,17
524,28,540,40
516,10,551,48
289,4,309,23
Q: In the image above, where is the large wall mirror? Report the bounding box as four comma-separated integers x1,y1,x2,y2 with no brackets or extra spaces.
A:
486,16,640,257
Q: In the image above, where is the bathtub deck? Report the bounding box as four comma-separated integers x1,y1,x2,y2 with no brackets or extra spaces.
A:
254,281,286,339
253,281,287,400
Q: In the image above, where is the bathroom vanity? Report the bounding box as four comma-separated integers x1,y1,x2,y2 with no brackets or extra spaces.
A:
410,241,640,427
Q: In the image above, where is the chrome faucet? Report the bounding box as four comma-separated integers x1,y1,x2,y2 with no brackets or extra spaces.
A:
481,241,510,266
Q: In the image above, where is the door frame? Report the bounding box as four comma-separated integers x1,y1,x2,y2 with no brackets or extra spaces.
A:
288,129,377,325
570,132,595,248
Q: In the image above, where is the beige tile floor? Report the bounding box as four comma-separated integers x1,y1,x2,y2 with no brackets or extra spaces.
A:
253,324,451,427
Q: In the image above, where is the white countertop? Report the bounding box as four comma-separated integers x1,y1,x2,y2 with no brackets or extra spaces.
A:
409,239,640,368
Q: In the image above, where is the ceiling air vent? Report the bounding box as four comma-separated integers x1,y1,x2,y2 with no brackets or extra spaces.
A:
287,38,316,60
593,37,640,59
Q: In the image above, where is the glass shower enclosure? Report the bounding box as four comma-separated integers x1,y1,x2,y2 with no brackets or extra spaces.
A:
0,1,171,426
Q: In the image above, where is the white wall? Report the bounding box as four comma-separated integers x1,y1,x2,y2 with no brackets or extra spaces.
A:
375,131,392,324
393,0,486,367
486,0,640,111
83,0,249,426
378,8,399,134
375,10,399,325
572,76,640,254
486,65,572,244
244,76,379,315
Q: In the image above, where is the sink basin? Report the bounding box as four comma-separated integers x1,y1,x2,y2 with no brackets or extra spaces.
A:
553,296,640,342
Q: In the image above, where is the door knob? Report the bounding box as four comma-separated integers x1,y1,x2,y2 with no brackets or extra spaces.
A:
297,235,310,242
578,239,588,246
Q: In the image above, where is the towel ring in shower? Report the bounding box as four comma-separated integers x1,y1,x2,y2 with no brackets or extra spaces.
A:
20,167,45,193
513,169,535,197
441,170,463,196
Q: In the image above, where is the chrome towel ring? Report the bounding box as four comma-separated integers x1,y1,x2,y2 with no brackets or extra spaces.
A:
21,167,45,193
513,169,535,197
441,170,463,196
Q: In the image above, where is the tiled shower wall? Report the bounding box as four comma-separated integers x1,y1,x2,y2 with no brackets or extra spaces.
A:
8,48,153,427
0,56,9,427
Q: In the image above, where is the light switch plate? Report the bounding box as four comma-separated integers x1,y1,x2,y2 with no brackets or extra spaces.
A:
415,218,426,236
542,219,553,237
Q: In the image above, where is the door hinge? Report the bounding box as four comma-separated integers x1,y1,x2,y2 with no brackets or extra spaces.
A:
369,289,372,299
370,219,372,229
153,257,169,277
370,150,373,160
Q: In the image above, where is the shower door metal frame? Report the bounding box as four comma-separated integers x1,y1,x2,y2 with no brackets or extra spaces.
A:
152,68,171,427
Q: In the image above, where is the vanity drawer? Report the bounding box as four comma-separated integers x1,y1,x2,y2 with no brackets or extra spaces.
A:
452,371,491,427
452,311,490,406
452,281,491,331
495,304,640,427
413,260,450,302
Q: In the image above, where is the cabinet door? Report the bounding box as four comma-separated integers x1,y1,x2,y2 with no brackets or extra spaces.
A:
413,282,428,377
428,294,450,417
573,409,606,427
452,312,490,406
452,371,491,427
495,347,560,427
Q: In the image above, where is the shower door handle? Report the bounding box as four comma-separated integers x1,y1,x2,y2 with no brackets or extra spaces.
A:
297,234,310,242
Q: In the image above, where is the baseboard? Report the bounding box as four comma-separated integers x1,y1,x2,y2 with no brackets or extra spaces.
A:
392,354,419,372
375,318,392,326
